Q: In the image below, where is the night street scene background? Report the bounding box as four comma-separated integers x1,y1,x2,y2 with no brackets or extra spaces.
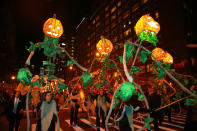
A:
0,0,197,131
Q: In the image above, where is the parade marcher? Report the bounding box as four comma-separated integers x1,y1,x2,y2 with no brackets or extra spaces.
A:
69,89,80,127
184,85,197,130
7,91,25,131
148,87,161,131
95,88,110,131
37,91,60,131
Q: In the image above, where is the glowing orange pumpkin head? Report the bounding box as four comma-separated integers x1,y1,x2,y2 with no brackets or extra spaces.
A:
163,52,173,64
96,37,113,55
152,48,166,61
135,14,160,35
43,14,63,38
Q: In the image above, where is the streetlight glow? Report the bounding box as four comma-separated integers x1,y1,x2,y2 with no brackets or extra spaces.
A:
11,76,16,80
96,52,100,57
69,65,73,70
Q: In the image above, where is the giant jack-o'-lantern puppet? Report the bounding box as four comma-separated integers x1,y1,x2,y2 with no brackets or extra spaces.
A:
96,36,113,55
43,14,63,38
151,47,166,61
135,14,160,46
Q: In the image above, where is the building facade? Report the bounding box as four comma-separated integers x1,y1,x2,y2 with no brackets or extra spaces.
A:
55,34,77,82
75,0,195,75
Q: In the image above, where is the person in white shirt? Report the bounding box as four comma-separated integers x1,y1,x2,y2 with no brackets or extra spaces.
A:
8,91,25,131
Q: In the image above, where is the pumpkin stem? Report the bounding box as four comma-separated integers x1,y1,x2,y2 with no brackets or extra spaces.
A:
53,14,56,18
100,35,104,39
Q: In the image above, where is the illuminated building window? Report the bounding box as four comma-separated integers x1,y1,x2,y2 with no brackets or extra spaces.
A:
111,14,116,20
118,18,121,23
72,46,74,48
71,40,75,42
72,50,74,52
124,28,131,37
132,3,139,13
155,12,159,18
88,42,90,46
117,1,121,7
111,6,116,13
123,11,129,19
93,20,95,24
96,16,100,21
105,13,109,18
72,37,75,39
129,21,131,24
105,6,109,11
141,0,148,4
123,24,126,28
118,10,121,16
111,22,117,29
96,22,100,27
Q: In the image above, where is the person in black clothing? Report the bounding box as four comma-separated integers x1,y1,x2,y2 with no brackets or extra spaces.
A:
148,88,161,131
69,89,80,127
184,86,197,130
7,91,26,131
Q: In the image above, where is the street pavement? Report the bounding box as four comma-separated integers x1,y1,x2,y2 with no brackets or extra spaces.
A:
0,106,187,131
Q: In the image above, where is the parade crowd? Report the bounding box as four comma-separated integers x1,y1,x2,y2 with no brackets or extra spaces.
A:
0,84,197,131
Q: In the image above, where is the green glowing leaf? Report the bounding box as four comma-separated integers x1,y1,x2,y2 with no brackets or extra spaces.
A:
81,72,93,87
138,31,158,46
17,68,32,85
144,117,154,130
138,50,150,63
67,60,74,66
119,82,136,102
130,66,142,75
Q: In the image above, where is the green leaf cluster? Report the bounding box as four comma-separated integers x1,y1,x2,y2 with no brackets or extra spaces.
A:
138,31,158,46
81,72,93,87
17,68,32,85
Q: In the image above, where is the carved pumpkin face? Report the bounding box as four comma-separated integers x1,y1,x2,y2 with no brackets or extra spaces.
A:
163,52,173,64
96,37,113,55
135,14,160,35
152,48,166,61
43,16,63,38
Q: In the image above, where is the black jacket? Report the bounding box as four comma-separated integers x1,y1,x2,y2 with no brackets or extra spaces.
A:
6,96,26,120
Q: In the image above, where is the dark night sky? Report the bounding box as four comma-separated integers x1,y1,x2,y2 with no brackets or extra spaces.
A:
0,0,93,80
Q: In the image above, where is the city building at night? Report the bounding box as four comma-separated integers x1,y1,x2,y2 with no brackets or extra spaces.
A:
55,34,77,82
75,0,196,75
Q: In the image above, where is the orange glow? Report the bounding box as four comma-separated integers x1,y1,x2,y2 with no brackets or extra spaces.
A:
79,89,84,99
96,52,100,57
11,76,16,80
69,66,73,70
152,48,166,61
135,14,160,35
96,36,113,55
43,14,63,38
163,52,173,64
114,72,118,77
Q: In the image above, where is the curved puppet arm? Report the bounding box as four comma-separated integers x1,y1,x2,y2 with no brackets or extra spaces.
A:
64,49,88,72
128,42,196,97
25,51,35,65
